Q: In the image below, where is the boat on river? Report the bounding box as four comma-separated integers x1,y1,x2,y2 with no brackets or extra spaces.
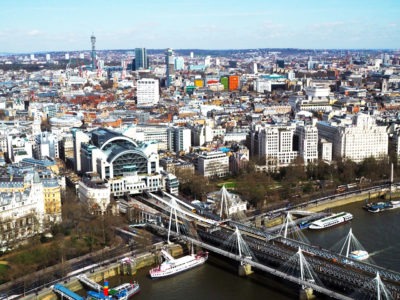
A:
308,212,353,230
365,200,400,213
149,249,208,279
87,282,140,299
298,221,311,229
348,250,369,261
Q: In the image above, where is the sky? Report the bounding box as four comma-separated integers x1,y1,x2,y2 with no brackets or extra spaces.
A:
0,0,399,53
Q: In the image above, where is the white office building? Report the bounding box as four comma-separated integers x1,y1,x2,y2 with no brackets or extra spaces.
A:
319,138,332,163
197,151,229,178
289,82,334,113
135,125,169,150
34,131,59,160
317,114,388,163
136,78,160,108
248,124,298,169
255,78,272,93
296,125,318,165
174,57,185,71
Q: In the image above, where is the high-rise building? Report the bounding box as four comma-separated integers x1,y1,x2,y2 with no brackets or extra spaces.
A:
204,56,211,67
287,70,295,81
90,33,96,70
165,48,175,87
136,78,160,108
228,75,240,91
135,48,148,70
251,62,258,74
174,57,185,71
276,59,285,68
167,127,191,153
247,124,298,170
295,125,318,165
220,76,229,90
73,130,91,173
307,56,314,70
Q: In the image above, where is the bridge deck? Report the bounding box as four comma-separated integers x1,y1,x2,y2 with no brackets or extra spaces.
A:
143,188,400,299
149,224,352,300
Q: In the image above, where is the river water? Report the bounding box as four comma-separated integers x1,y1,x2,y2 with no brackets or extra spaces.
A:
84,200,400,300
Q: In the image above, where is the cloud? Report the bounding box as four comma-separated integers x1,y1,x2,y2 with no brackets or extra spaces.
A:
162,11,270,18
260,21,284,30
309,21,346,29
27,29,41,36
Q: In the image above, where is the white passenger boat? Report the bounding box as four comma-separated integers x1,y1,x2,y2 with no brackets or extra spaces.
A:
149,249,208,279
308,212,353,230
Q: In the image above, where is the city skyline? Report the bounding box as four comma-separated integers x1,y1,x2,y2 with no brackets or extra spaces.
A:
0,0,399,53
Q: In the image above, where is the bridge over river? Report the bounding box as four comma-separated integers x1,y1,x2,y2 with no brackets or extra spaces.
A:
144,191,400,300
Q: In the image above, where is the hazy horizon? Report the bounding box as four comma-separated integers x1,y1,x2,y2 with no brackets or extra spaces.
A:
1,0,399,53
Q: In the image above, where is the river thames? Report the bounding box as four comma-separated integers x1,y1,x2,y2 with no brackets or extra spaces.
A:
90,199,400,299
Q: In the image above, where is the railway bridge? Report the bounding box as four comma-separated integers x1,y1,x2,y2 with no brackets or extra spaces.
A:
145,191,400,300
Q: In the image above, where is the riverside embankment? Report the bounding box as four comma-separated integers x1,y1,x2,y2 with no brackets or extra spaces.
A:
20,243,183,300
305,188,400,213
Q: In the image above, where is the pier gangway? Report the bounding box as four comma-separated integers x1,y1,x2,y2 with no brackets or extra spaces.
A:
76,273,103,292
52,283,84,300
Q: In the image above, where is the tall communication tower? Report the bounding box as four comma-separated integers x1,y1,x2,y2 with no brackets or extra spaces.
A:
91,33,96,70
165,48,174,87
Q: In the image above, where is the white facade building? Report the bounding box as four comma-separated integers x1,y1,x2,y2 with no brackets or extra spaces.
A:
248,124,298,168
255,78,272,93
135,125,169,150
317,114,388,163
77,179,111,215
223,131,248,143
174,57,185,70
74,128,176,202
319,138,332,163
296,125,318,165
34,131,59,160
7,135,33,163
0,175,46,249
107,172,161,197
197,151,229,178
137,78,160,108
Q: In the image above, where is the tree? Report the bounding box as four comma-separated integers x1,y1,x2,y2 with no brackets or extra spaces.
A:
337,158,358,184
236,172,275,208
176,170,213,200
306,160,334,181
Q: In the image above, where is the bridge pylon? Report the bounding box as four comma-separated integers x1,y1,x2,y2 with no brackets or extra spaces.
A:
298,247,316,300
167,198,180,244
233,226,253,276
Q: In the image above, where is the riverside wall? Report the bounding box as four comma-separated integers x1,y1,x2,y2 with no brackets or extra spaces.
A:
22,244,183,300
305,190,400,213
